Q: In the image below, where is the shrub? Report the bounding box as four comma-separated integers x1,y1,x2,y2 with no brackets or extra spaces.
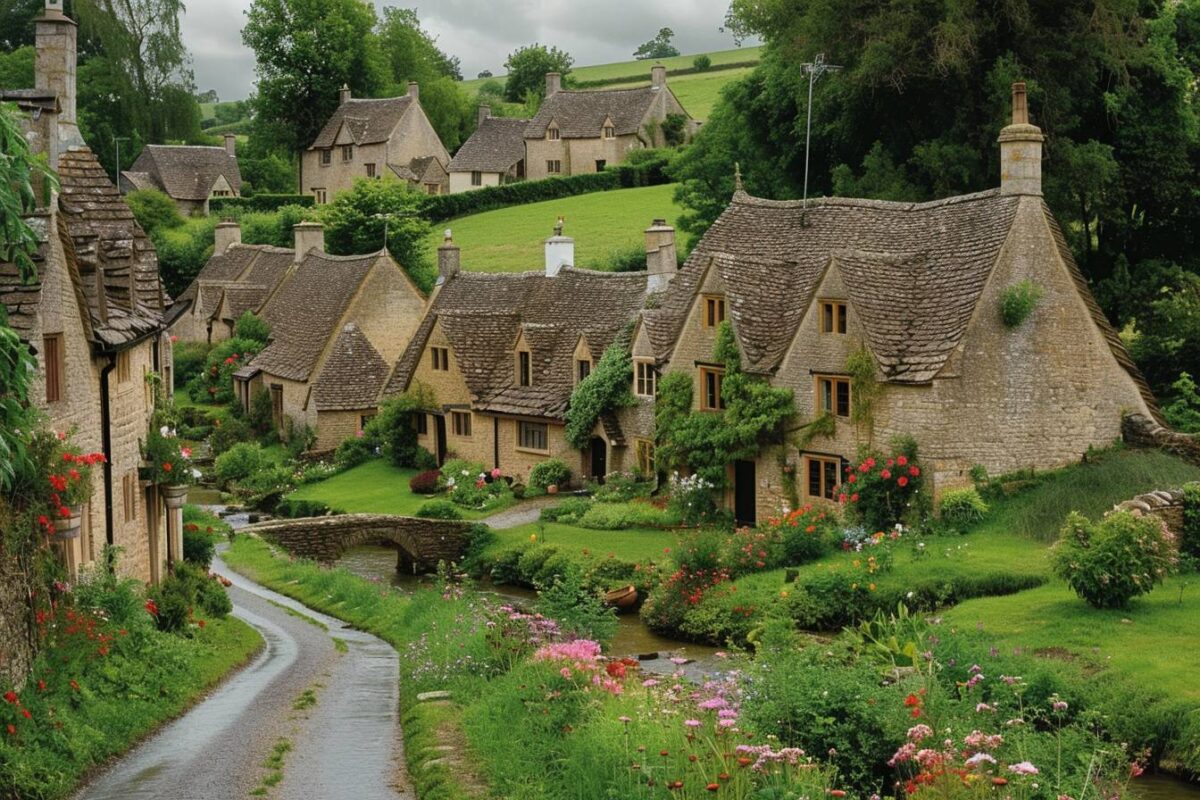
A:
365,388,436,468
283,419,316,459
125,188,185,235
409,469,441,494
841,437,926,531
563,343,635,449
213,442,267,486
1053,510,1177,608
693,54,712,71
232,311,271,344
246,387,274,439
335,433,376,468
191,337,261,404
575,501,676,530
210,194,315,213
172,341,210,392
529,459,570,491
536,566,617,644
182,526,216,567
275,498,340,518
999,279,1044,328
938,486,989,525
413,447,437,471
772,504,838,565
416,499,464,520
208,414,252,456
540,496,591,524
1182,483,1200,561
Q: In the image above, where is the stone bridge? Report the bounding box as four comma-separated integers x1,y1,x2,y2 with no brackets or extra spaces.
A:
244,515,474,573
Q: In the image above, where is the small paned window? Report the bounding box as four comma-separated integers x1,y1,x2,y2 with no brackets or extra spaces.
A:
452,411,472,437
700,367,725,411
821,301,847,334
518,421,549,452
635,361,656,397
703,295,726,328
806,456,841,500
816,376,851,418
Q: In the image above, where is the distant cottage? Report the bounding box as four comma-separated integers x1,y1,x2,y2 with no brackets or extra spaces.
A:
447,106,529,192
120,135,242,215
302,82,451,203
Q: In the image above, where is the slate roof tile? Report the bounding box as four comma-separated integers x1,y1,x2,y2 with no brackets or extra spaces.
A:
309,96,413,149
449,117,529,173
526,87,661,139
124,145,241,201
313,323,390,410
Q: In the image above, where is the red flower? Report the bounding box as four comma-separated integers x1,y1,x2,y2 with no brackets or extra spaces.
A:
69,680,80,692
37,515,49,527
904,693,921,707
831,792,847,798
20,709,31,719
838,493,848,504
850,493,859,502
36,680,46,692
992,778,1008,786
162,462,173,473
898,476,909,487
197,620,206,629
909,466,920,477
5,724,14,736
897,455,908,466
145,599,159,617
3,691,17,704
706,784,720,792
847,474,857,484
881,469,892,480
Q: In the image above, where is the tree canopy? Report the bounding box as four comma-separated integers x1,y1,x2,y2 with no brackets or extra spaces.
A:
634,27,679,60
503,43,573,103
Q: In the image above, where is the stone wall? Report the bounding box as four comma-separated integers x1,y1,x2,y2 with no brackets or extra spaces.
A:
0,553,34,690
245,514,473,571
1111,488,1186,536
1123,414,1200,467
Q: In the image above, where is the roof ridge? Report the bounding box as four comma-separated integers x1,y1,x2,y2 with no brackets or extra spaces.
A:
732,187,1003,212
303,250,384,264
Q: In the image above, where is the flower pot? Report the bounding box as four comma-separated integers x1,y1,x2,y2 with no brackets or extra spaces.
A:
162,484,190,509
52,505,84,541
547,484,559,495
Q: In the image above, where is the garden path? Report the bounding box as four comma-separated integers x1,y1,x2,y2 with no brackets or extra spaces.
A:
479,495,560,529
72,546,410,800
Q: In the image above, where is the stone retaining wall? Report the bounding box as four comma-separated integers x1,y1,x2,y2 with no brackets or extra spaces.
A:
0,554,34,690
245,514,473,572
1123,413,1200,466
1111,488,1186,535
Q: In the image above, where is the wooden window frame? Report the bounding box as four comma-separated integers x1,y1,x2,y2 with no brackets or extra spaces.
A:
471,170,482,186
320,149,332,166
634,438,655,477
546,159,561,174
451,410,472,438
634,360,656,398
821,300,848,335
425,183,441,195
414,412,427,435
702,294,726,328
365,162,377,178
116,349,132,384
516,420,550,454
43,333,64,403
805,455,841,500
603,125,615,140
547,127,560,141
517,350,532,387
270,384,284,429
313,188,328,204
576,359,592,384
700,367,725,411
431,346,450,371
815,375,851,418
341,144,354,162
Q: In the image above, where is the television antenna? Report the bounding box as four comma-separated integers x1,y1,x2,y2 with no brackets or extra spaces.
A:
801,54,842,212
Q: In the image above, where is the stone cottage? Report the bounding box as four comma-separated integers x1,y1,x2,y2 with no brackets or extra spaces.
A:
447,106,529,193
231,222,426,450
0,0,175,584
524,66,693,180
632,84,1161,525
382,220,676,484
301,82,450,203
170,222,295,343
120,135,242,215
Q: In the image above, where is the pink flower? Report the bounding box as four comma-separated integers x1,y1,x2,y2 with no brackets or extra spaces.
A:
1052,700,1068,711
684,719,701,728
180,447,192,459
560,667,572,678
355,430,365,438
1009,761,1039,776
642,679,659,688
491,468,501,478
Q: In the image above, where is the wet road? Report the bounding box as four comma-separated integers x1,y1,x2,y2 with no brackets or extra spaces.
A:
73,548,410,800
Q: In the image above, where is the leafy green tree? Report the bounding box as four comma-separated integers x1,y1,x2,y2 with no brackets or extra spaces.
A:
317,177,433,291
503,44,573,103
0,46,34,88
0,0,40,50
233,311,271,345
634,27,679,60
125,188,185,236
242,0,390,154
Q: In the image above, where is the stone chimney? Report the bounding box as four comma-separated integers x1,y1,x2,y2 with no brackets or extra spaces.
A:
339,84,351,105
998,82,1044,196
644,218,677,292
437,229,460,285
477,104,492,126
544,216,574,277
35,0,82,158
545,72,562,96
223,133,236,157
292,221,325,262
408,81,420,101
651,65,667,89
214,220,241,255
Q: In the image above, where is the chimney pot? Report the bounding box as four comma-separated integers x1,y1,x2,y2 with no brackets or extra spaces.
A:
292,221,325,262
339,84,351,105
223,133,236,157
998,81,1044,196
545,72,562,96
545,217,573,277
408,81,420,100
437,228,460,284
644,218,677,292
214,220,241,255
1011,82,1028,125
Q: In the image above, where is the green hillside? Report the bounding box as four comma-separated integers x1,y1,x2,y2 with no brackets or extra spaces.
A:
426,183,684,273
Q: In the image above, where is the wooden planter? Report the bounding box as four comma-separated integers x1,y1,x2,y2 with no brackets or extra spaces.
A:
162,484,190,509
52,504,84,541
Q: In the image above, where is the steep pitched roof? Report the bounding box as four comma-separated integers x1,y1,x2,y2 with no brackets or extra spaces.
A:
0,214,49,342
449,117,529,173
309,96,413,149
175,245,293,324
643,190,1020,381
385,268,648,420
57,147,167,349
526,86,661,139
124,145,241,201
250,251,380,382
313,323,390,411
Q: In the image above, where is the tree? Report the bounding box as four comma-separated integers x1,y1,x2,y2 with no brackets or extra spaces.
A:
634,27,679,60
0,0,40,50
477,69,493,79
195,89,219,104
0,46,34,89
503,44,573,103
317,177,434,292
243,0,389,155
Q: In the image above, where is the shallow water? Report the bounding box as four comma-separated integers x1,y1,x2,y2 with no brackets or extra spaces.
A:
337,544,724,675
1135,775,1200,800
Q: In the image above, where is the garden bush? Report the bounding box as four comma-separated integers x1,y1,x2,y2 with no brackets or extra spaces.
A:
334,433,375,468
1053,509,1176,608
416,500,463,520
575,501,676,530
693,54,712,71
172,341,210,392
210,194,315,213
999,279,1044,328
535,566,618,644
208,414,252,456
841,437,925,531
938,486,989,525
409,469,441,494
212,442,267,487
182,525,216,567
1182,482,1200,560
232,310,270,344
539,496,591,523
529,459,570,490
364,389,436,468
274,498,341,518
246,387,274,439
589,471,654,503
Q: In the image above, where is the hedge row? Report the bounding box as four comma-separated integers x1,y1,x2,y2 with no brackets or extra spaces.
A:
210,194,315,214
571,60,761,90
421,152,671,223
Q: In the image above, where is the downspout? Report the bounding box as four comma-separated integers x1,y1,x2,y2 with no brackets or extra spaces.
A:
493,417,500,472
99,354,116,550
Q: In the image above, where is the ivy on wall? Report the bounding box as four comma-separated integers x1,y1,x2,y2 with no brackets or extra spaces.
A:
847,345,880,442
564,344,636,450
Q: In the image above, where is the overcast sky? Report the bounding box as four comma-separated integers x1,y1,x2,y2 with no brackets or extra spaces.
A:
180,0,751,102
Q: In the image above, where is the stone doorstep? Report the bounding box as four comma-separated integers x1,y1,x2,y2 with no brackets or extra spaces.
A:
416,690,452,702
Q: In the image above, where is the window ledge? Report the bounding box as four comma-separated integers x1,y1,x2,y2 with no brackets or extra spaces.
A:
515,446,551,456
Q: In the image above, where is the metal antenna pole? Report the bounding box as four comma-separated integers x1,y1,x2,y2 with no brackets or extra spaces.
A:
801,54,842,212
113,136,129,186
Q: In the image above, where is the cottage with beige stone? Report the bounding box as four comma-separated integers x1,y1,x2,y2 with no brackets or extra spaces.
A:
447,106,529,193
119,136,242,215
1,0,176,584
302,83,450,203
630,84,1161,525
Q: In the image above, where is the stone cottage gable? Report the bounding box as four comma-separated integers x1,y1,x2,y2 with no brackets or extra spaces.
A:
526,86,668,140
121,144,242,202
449,116,529,174
309,96,414,150
313,323,389,411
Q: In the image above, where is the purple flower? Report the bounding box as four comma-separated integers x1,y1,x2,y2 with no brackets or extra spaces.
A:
684,719,701,728
1009,761,1039,776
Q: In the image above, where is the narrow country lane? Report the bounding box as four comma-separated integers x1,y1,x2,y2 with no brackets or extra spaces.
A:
73,547,410,800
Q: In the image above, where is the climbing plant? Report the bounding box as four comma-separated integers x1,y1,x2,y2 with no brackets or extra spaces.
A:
655,323,795,488
999,280,1044,328
564,343,636,450
847,346,881,441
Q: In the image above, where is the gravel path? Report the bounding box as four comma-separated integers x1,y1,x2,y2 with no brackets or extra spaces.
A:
480,495,561,529
73,548,410,800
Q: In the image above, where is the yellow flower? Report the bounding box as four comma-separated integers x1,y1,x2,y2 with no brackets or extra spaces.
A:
530,534,537,542
780,590,789,598
869,583,876,592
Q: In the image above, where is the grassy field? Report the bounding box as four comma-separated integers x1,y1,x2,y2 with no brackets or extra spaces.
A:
286,459,512,520
486,521,678,564
427,183,684,272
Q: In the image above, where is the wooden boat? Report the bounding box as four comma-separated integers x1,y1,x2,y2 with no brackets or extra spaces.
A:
604,585,639,612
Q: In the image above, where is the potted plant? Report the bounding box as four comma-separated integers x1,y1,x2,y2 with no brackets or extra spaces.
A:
47,442,104,541
142,424,196,507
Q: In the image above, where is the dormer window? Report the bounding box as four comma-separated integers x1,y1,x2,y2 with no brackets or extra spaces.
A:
577,359,592,383
341,144,354,162
821,301,847,334
518,350,532,386
547,125,560,141
702,294,726,328
603,125,615,139
635,360,656,397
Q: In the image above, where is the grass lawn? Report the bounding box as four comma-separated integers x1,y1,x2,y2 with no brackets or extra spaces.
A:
427,183,684,273
487,521,679,564
598,66,754,121
286,459,511,520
